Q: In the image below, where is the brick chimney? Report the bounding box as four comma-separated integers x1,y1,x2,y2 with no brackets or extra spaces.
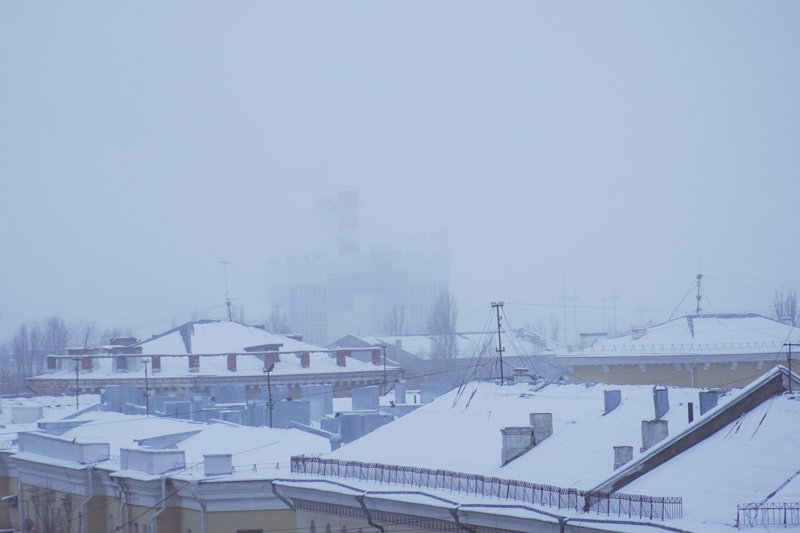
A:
227,354,237,372
299,352,310,368
188,355,200,373
151,356,161,374
80,357,92,371
371,348,381,366
336,350,348,367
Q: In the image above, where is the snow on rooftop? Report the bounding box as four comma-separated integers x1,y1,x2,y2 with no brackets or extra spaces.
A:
623,391,800,530
24,410,329,479
139,320,323,354
364,329,559,360
329,380,728,489
561,313,800,357
0,395,100,450
38,321,392,379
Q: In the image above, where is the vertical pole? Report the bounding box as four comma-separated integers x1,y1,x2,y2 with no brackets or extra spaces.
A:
73,358,80,411
382,344,387,395
264,368,274,428
143,359,150,416
492,302,505,385
695,273,703,315
783,343,798,393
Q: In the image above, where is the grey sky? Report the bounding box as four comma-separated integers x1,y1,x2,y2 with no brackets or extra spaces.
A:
1,2,799,342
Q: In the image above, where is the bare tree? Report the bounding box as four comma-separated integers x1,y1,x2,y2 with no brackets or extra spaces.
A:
43,316,69,356
774,286,798,324
427,290,459,360
383,305,407,336
26,486,74,533
266,305,291,334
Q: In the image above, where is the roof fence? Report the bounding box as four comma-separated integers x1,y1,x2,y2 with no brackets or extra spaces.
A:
566,341,783,355
737,503,800,527
290,456,682,521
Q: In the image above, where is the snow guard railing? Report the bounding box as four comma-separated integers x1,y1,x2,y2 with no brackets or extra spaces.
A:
290,456,682,520
737,503,800,527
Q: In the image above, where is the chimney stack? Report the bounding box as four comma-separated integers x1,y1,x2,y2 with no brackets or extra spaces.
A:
204,454,233,476
653,385,669,419
299,352,310,368
501,427,535,465
699,390,719,415
641,419,668,452
227,354,237,372
529,413,553,443
613,446,633,470
604,390,621,414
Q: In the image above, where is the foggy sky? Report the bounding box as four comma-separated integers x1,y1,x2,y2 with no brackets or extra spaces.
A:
2,2,799,343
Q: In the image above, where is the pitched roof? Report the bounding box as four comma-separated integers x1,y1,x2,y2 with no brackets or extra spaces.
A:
559,313,800,357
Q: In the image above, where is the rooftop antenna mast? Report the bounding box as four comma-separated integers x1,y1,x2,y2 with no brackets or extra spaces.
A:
695,273,703,315
492,302,505,385
220,261,233,321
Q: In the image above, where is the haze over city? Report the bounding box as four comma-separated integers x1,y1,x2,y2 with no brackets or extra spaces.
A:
2,2,799,343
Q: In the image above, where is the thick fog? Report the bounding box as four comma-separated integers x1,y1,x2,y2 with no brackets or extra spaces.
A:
1,2,799,343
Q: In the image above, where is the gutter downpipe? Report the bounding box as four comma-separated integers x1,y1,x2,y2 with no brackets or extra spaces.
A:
78,465,94,533
150,475,167,533
16,480,23,532
112,478,128,533
270,481,295,511
187,481,207,533
355,494,384,533
448,506,477,533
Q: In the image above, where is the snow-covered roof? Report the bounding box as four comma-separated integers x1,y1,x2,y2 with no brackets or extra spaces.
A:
0,395,99,450
139,320,323,354
12,410,329,481
559,313,800,358
329,380,728,489
35,320,394,380
359,329,560,360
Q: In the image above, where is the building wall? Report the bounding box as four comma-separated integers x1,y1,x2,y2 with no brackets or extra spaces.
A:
0,475,13,530
569,360,781,389
206,508,295,533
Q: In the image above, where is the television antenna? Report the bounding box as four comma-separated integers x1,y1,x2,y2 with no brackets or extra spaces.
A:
219,261,234,321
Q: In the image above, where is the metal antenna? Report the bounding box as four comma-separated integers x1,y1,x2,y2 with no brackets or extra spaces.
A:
785,343,800,393
695,273,703,315
263,365,275,428
220,261,233,321
72,357,81,411
492,302,505,385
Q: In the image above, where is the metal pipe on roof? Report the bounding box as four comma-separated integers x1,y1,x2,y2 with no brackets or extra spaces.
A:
355,494,384,533
111,477,128,533
151,475,167,533
78,465,93,533
187,481,207,533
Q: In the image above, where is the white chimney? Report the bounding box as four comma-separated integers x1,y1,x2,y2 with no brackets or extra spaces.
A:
204,454,233,476
529,413,553,443
500,427,535,465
